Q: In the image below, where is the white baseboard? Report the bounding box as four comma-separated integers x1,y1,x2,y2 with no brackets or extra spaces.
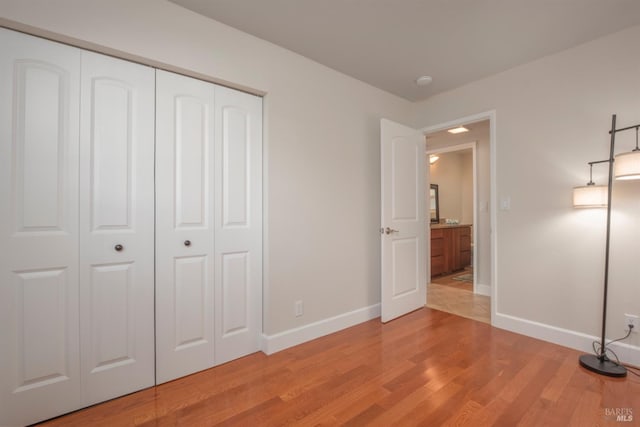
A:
260,304,639,370
494,312,640,367
261,303,381,355
475,283,491,296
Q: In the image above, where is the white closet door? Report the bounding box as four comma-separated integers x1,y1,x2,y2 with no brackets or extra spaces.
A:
0,29,82,426
79,51,155,404
156,70,216,384
214,86,263,364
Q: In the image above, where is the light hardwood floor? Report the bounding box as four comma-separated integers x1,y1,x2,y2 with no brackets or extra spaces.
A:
38,308,639,426
428,270,491,324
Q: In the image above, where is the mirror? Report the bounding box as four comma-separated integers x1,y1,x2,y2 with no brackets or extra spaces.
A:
430,184,439,223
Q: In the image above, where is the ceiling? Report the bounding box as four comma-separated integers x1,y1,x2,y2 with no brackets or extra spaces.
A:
426,120,490,151
170,0,640,102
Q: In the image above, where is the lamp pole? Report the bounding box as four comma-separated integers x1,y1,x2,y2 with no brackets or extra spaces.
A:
601,114,616,356
578,114,627,377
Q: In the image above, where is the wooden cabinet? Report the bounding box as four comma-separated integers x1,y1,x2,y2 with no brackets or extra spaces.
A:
430,228,446,277
430,225,471,278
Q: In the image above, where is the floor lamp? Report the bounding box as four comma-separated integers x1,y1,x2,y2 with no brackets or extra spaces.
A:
573,114,640,378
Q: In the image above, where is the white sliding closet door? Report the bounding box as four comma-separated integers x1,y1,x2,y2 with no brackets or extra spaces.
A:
0,29,156,426
214,86,263,365
0,27,264,425
0,29,82,426
156,70,216,383
79,51,155,405
156,71,263,382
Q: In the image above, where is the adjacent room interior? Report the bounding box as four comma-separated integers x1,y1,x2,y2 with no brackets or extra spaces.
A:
425,120,491,324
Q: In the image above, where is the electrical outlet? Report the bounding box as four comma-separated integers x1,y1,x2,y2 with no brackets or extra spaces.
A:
294,300,303,317
624,314,639,332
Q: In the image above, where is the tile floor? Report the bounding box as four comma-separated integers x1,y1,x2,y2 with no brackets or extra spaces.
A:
426,270,491,324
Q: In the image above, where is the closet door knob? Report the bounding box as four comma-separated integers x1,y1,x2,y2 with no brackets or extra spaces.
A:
114,244,124,252
184,240,191,247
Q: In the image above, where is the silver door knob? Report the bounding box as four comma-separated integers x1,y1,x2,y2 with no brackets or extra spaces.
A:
384,227,399,235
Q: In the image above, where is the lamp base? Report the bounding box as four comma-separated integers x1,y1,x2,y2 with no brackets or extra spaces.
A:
579,354,627,377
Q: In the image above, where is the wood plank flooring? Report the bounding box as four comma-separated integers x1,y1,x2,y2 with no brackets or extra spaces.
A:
38,308,640,426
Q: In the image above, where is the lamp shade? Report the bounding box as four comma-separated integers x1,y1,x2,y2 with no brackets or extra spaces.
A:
573,185,608,208
614,150,640,180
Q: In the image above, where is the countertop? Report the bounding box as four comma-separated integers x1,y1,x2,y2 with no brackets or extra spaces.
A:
430,223,472,229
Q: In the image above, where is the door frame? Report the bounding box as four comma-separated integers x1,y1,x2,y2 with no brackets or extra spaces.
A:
420,110,497,325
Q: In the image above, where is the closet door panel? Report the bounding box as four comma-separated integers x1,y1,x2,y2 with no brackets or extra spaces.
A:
0,29,82,427
13,268,70,387
79,51,155,405
214,86,262,365
175,96,208,227
89,79,133,228
221,252,250,335
156,70,216,384
16,63,67,231
88,263,134,359
174,255,208,348
221,106,250,227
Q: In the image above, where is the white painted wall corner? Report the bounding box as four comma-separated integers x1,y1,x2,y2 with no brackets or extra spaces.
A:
260,303,381,355
494,312,640,367
476,283,491,296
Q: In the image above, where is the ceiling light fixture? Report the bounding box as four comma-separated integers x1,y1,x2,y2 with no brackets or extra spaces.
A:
429,154,439,164
415,76,433,86
447,126,469,134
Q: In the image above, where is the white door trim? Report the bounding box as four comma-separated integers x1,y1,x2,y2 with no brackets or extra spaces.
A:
260,96,270,347
420,110,497,326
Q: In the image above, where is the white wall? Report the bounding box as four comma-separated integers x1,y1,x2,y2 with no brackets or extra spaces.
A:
460,151,473,226
0,0,414,336
429,151,472,223
2,1,639,360
413,24,640,353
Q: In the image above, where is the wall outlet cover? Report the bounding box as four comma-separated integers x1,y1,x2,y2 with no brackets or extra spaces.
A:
624,314,639,332
295,300,303,317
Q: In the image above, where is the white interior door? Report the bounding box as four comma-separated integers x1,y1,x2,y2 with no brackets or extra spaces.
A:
213,86,262,365
380,118,426,322
79,51,155,405
0,29,82,426
155,70,216,384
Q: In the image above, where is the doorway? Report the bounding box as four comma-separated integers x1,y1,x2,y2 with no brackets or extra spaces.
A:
424,119,491,324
